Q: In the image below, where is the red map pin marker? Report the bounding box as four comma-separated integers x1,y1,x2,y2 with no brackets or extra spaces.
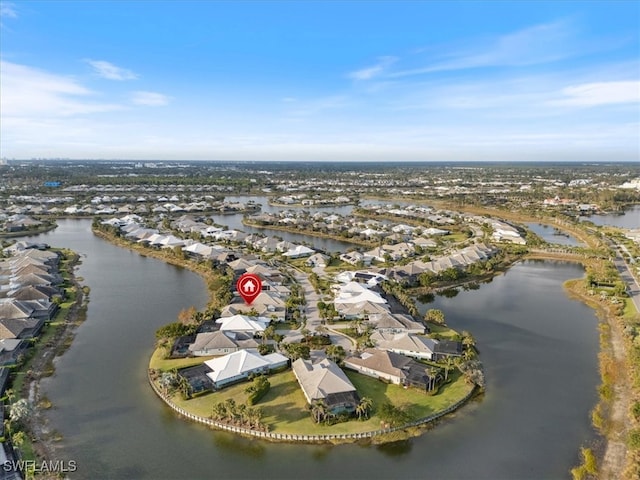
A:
236,273,262,305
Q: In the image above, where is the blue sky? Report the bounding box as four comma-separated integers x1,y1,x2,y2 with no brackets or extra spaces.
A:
1,1,638,161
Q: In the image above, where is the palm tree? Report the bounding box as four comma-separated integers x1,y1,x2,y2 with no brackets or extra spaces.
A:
11,431,25,449
236,403,248,426
310,400,327,423
462,348,476,361
248,406,263,430
425,309,445,325
461,331,476,349
262,325,276,345
426,367,439,392
326,344,346,364
356,397,373,420
442,356,455,382
211,402,226,421
224,398,237,422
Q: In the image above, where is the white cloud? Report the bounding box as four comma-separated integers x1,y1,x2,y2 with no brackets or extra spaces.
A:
552,81,640,107
391,20,585,77
0,2,17,18
86,59,138,80
131,91,170,106
348,56,397,80
0,60,123,117
286,95,351,117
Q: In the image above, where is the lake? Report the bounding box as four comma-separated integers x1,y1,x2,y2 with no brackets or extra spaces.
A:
525,223,584,246
36,220,599,479
581,204,640,229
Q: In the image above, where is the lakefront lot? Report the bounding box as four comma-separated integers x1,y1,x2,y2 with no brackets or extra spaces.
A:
154,351,474,436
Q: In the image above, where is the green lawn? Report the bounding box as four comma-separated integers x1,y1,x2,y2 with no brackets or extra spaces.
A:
623,297,639,319
427,324,461,339
169,366,474,436
149,348,214,371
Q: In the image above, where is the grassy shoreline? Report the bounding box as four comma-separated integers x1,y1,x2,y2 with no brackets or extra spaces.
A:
149,349,476,443
242,218,376,248
8,249,88,468
92,226,479,444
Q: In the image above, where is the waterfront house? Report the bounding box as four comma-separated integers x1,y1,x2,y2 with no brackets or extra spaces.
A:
188,330,259,356
370,331,439,361
344,348,441,391
204,350,289,389
369,313,426,334
292,358,360,415
215,314,268,336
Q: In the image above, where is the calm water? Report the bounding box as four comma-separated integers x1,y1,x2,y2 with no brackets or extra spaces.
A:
525,223,583,246
37,220,598,480
581,204,640,228
213,195,355,252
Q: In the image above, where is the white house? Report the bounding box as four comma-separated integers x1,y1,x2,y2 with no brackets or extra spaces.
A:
205,350,289,389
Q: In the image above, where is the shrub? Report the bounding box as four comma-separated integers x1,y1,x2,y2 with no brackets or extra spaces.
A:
628,429,640,450
245,376,270,406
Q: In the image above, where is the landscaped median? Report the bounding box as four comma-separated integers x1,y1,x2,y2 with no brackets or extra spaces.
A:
148,347,476,444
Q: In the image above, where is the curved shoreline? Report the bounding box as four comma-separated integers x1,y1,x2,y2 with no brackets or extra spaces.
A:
147,367,477,444
242,219,375,248
91,227,480,444
92,225,623,466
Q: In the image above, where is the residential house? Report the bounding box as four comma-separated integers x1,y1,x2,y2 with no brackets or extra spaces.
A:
306,253,330,268
188,331,259,356
370,331,439,360
215,314,268,336
204,350,289,389
369,313,426,334
292,358,360,414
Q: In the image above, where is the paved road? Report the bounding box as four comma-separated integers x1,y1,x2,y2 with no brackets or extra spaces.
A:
292,269,355,352
609,239,640,313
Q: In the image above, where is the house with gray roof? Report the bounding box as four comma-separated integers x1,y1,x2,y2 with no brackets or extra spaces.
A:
370,331,439,360
369,313,426,334
292,358,359,414
188,330,259,356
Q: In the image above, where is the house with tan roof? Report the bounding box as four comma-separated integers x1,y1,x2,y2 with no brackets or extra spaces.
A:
188,330,259,356
292,358,360,414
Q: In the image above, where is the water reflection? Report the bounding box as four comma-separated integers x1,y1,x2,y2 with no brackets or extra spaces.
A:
34,222,599,480
211,431,267,458
376,439,413,458
438,288,459,298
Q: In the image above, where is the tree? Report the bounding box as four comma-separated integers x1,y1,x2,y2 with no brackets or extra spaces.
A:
224,398,237,422
262,325,276,345
310,400,327,423
442,356,455,382
211,402,226,421
425,309,445,325
426,367,440,391
11,431,26,449
461,331,476,349
326,344,346,364
418,272,435,287
379,402,410,426
458,359,485,388
9,399,29,426
356,397,373,420
158,371,179,395
177,375,193,400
